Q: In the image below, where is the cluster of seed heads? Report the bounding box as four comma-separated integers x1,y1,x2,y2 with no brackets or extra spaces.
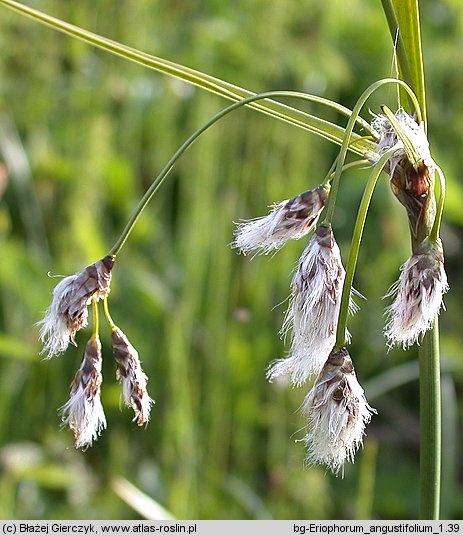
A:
38,256,153,449
232,109,447,473
38,105,447,469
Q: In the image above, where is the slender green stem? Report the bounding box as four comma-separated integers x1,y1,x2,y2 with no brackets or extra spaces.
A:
323,159,370,186
380,0,427,129
108,91,371,256
429,165,446,242
341,159,370,172
335,148,397,348
379,1,415,95
419,321,441,519
0,0,376,155
321,159,339,187
418,166,444,520
103,296,116,330
381,0,437,518
323,78,422,225
91,297,99,339
321,146,372,188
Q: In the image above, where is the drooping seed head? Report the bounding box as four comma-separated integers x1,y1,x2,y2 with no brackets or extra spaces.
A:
268,225,354,386
233,184,330,255
384,239,449,349
38,256,115,358
372,110,436,244
301,347,375,474
372,109,433,181
111,327,153,426
59,336,106,449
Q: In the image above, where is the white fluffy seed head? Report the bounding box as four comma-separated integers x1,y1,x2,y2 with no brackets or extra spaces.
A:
59,336,106,449
371,109,433,179
372,109,438,250
384,239,449,349
38,256,115,359
111,327,153,426
233,184,330,255
301,347,375,474
267,225,353,386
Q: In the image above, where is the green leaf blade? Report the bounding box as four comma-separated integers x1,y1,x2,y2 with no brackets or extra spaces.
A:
391,0,427,124
0,0,375,155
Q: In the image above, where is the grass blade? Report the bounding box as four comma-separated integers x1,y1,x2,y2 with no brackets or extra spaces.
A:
112,477,176,520
382,0,426,125
0,0,376,156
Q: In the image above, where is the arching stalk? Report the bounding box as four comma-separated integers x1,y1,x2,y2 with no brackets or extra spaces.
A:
335,148,398,348
108,90,373,256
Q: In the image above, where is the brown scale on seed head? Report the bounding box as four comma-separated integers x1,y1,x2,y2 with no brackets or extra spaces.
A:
62,256,114,344
373,110,436,245
389,157,432,200
267,225,351,386
384,239,449,349
233,184,330,255
38,255,116,358
283,185,330,230
301,346,375,473
111,327,153,427
60,337,106,449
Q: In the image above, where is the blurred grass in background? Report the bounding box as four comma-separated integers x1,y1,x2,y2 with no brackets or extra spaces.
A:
0,0,462,520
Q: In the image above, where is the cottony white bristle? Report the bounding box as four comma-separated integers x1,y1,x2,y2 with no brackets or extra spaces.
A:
384,239,449,349
60,383,107,450
37,256,114,358
112,327,154,426
301,348,375,474
59,337,106,449
371,109,433,176
268,225,356,386
38,274,84,359
233,185,329,255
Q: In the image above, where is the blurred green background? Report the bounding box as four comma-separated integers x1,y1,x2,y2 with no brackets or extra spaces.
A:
0,0,462,520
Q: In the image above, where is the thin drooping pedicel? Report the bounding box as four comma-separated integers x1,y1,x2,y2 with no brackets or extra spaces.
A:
39,256,153,449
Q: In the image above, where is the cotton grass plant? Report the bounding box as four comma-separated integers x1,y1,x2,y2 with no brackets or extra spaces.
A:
0,0,448,519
